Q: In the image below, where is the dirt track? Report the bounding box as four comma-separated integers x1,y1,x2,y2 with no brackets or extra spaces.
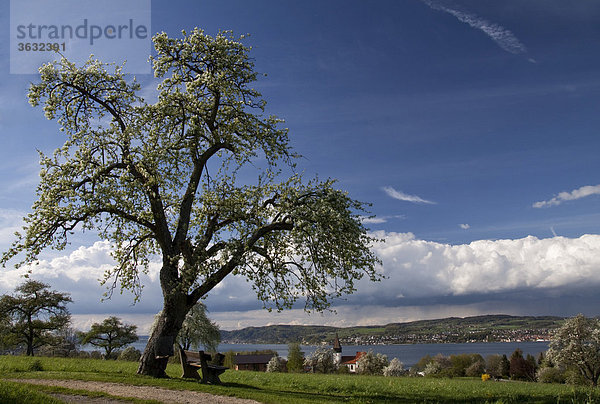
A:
10,379,260,404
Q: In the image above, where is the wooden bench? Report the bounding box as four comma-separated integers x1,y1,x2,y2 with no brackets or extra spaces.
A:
179,348,228,384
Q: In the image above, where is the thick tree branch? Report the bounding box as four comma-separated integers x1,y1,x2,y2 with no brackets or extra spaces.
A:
173,142,234,252
188,221,293,303
60,82,128,133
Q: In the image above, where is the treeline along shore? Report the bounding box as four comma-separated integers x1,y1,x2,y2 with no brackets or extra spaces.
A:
220,315,565,345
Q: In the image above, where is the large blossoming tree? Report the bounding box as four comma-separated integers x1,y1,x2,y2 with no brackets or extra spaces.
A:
2,29,380,378
547,314,600,386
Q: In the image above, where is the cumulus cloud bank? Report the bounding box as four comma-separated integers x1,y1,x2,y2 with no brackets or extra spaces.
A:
365,231,600,300
3,231,600,330
421,0,527,54
383,186,435,204
533,184,600,208
0,240,163,317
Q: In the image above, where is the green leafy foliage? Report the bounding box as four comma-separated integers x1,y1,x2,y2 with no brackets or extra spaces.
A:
509,349,536,381
118,346,142,361
78,316,138,359
223,350,235,369
536,366,566,384
176,302,220,352
450,353,485,377
0,280,72,356
286,343,305,372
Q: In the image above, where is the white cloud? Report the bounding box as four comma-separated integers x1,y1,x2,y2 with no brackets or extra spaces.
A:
460,224,470,230
382,186,435,204
0,240,163,318
421,0,527,54
0,209,25,247
533,184,600,208
365,231,600,299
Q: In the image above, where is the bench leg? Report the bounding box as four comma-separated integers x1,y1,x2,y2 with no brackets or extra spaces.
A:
206,370,222,385
179,348,201,380
182,364,201,380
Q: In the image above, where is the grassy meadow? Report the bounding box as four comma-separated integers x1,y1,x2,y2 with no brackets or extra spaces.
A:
1,355,599,403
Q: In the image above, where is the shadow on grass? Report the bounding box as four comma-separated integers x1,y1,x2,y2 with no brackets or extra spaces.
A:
221,382,260,390
213,381,549,404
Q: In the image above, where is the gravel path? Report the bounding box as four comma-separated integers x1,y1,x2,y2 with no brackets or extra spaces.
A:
10,379,261,404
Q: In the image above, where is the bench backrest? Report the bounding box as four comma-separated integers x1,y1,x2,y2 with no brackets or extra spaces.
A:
183,350,213,364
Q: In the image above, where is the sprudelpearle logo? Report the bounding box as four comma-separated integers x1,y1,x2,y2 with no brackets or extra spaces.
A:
10,0,151,74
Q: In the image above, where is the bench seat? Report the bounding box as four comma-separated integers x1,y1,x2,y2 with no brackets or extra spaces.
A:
180,349,227,384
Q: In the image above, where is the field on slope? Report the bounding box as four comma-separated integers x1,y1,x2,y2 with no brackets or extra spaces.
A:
1,355,598,403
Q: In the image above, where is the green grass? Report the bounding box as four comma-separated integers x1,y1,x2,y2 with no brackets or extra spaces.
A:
1,355,599,403
0,380,64,404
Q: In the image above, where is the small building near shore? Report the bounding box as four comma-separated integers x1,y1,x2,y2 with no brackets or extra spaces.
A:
341,351,366,373
234,353,275,371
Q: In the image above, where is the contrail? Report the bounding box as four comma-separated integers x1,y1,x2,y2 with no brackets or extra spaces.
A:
382,186,436,205
421,0,527,54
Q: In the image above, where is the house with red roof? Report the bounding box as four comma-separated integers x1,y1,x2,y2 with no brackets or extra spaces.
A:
341,351,366,373
332,333,365,373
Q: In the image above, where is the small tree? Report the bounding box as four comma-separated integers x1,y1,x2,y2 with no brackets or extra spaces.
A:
79,316,138,359
223,350,236,369
44,327,80,357
500,354,510,378
266,356,285,372
536,366,565,384
287,343,305,372
118,346,142,361
485,354,503,379
0,311,15,352
465,360,485,377
383,357,405,377
547,314,600,386
412,354,432,374
423,360,442,376
423,354,452,377
450,353,484,377
304,347,336,374
0,280,71,356
176,302,220,353
356,350,389,375
509,349,535,381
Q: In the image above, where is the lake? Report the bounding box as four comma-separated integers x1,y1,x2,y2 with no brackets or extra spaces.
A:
120,337,549,367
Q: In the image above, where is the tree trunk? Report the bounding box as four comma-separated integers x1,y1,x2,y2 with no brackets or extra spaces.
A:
137,291,190,377
26,319,34,356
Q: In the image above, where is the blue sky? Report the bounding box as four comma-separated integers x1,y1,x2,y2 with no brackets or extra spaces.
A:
1,0,600,332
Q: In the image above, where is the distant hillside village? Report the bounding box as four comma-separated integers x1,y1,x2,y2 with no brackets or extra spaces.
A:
220,315,563,345
337,328,552,345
